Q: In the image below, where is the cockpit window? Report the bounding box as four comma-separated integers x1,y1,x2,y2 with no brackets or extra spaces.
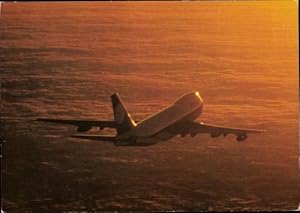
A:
174,92,200,105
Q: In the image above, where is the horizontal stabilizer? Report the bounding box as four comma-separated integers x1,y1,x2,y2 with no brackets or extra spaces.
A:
71,134,116,142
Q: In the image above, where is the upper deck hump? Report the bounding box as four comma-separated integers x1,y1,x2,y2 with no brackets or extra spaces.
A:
133,91,203,137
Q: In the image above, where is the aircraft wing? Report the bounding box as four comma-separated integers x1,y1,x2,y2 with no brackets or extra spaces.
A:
170,121,265,142
71,134,116,142
36,118,116,132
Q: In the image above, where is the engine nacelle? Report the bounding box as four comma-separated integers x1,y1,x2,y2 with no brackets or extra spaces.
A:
236,134,248,142
181,133,187,137
77,125,92,132
191,132,197,137
211,132,221,138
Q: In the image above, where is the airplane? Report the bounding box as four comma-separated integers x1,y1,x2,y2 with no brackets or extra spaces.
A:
37,91,266,146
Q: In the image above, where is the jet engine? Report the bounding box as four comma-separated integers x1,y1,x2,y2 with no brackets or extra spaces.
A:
236,134,248,142
191,132,197,137
210,132,221,138
180,131,188,137
77,125,92,132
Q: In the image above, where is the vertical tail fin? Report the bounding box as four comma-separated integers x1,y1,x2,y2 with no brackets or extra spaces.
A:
111,93,136,135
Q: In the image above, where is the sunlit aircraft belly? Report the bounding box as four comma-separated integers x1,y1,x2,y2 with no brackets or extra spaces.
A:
133,103,202,138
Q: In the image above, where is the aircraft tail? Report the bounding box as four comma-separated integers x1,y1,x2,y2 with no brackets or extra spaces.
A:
111,93,136,135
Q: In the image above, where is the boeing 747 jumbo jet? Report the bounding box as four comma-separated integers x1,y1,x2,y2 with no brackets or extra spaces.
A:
37,91,265,146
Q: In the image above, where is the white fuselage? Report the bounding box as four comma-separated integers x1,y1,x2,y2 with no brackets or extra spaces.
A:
115,92,203,146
